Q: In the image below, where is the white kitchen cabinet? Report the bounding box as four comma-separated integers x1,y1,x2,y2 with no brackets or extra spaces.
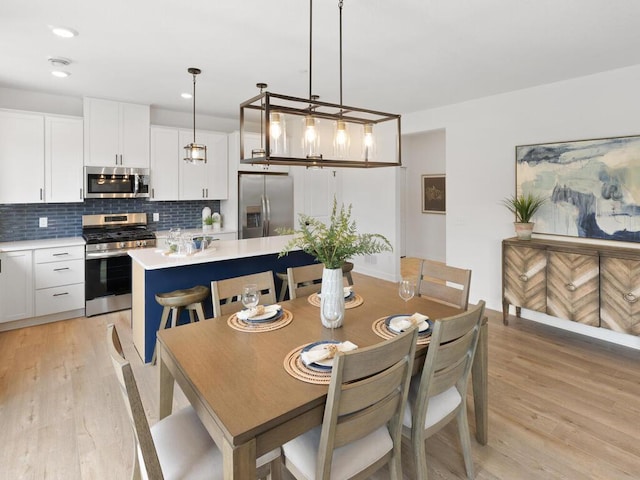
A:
45,115,84,203
34,246,85,317
83,97,150,168
0,110,45,204
0,250,34,322
150,126,180,201
179,129,228,200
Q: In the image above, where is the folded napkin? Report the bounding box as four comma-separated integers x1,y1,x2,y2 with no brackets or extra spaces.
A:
301,341,358,365
393,312,429,332
236,304,282,320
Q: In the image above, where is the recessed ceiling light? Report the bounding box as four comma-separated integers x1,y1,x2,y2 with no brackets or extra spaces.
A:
181,92,193,99
50,26,78,38
51,70,71,78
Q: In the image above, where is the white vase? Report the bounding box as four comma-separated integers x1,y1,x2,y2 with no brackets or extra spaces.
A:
320,267,345,328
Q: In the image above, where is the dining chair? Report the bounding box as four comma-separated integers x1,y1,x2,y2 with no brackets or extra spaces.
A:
210,270,277,318
282,326,419,480
402,300,486,480
417,259,472,310
107,324,282,480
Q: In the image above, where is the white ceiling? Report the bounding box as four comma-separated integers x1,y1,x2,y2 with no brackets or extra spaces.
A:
2,0,640,122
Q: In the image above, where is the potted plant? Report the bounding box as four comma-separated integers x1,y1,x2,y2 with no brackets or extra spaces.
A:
203,215,214,231
279,200,392,327
502,192,546,240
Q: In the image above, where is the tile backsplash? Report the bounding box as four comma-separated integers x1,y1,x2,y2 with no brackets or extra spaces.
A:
0,199,221,242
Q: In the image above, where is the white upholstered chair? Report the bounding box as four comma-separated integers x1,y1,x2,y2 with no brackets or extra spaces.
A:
107,324,281,480
282,327,419,480
402,300,486,480
210,271,277,318
417,259,472,310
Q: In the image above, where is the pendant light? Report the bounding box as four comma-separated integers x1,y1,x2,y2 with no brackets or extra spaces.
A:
239,0,401,168
184,67,207,164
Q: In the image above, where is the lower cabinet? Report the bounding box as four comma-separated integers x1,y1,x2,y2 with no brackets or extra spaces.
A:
502,237,640,337
34,246,85,317
600,255,640,335
0,250,34,322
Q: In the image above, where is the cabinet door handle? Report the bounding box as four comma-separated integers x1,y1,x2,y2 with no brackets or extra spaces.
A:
52,252,69,256
151,188,155,199
53,267,70,272
40,188,43,200
623,292,638,304
565,283,577,292
115,154,118,165
80,188,83,199
518,274,529,282
53,292,69,297
206,188,209,197
202,188,205,198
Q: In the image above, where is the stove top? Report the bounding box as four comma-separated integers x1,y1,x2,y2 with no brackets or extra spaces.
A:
82,212,156,252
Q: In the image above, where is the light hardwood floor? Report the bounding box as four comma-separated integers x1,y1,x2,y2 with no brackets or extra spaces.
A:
1,286,639,478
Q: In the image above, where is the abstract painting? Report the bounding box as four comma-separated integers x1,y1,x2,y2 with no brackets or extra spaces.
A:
422,174,446,213
516,135,640,242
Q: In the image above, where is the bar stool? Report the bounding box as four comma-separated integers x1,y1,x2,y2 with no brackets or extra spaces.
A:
152,285,209,364
277,261,354,301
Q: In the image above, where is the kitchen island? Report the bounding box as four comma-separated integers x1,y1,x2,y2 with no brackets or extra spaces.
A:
128,235,314,363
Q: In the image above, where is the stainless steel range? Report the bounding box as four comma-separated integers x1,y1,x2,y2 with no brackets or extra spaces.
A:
82,213,156,317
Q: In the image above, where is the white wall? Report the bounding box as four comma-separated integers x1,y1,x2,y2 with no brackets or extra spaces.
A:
403,64,640,349
402,130,447,262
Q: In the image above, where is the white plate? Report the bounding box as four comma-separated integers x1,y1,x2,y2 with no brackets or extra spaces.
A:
386,315,430,333
301,341,339,369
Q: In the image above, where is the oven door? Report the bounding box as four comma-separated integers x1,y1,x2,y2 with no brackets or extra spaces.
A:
85,251,132,316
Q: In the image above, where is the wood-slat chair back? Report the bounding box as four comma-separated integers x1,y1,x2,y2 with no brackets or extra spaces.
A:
417,259,472,310
404,300,485,480
211,271,277,317
283,327,419,480
286,263,325,299
107,324,164,480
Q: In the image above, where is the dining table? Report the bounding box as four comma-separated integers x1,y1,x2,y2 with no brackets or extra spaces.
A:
157,272,488,480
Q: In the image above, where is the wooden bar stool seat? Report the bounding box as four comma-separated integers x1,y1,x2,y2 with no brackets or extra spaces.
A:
152,285,209,364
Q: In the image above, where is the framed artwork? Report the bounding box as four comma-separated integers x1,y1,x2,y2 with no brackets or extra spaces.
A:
422,174,446,214
516,134,640,242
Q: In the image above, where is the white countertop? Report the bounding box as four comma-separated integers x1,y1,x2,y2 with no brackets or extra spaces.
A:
128,234,298,270
0,236,85,252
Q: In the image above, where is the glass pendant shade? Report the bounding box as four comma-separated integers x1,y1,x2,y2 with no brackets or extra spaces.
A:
302,115,321,159
333,119,350,158
362,123,376,161
184,143,207,164
269,112,287,155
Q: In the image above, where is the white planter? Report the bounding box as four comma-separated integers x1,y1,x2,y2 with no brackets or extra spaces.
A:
320,267,345,328
514,222,534,240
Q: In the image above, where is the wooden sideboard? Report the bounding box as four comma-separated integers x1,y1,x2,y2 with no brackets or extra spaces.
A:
502,237,640,336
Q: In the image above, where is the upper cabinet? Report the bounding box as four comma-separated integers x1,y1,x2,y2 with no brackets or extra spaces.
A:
178,129,228,200
83,97,150,168
150,126,180,201
0,110,45,204
45,116,84,203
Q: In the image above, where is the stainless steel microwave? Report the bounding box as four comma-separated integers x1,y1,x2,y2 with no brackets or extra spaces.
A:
84,166,150,199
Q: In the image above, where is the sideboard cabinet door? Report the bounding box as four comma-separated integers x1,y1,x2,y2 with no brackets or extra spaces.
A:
600,256,640,335
502,243,547,323
546,251,599,326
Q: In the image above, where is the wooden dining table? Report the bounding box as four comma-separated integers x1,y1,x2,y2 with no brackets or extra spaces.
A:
157,272,488,480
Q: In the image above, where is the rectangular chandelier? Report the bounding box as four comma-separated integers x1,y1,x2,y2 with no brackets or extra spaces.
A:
239,91,402,168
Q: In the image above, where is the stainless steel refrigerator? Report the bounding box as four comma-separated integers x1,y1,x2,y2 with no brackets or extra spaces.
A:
239,173,294,239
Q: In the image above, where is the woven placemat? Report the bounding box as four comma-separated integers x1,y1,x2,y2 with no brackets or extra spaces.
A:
283,343,332,385
227,309,293,333
307,293,364,309
372,317,432,346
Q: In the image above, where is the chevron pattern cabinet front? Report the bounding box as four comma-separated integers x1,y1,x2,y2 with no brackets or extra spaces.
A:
502,242,547,323
546,251,599,326
600,256,640,335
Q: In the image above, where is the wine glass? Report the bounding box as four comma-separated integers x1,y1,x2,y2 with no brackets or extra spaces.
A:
322,299,343,340
398,278,415,311
241,284,260,311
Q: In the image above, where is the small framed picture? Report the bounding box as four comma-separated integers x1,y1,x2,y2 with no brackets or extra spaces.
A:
422,174,446,214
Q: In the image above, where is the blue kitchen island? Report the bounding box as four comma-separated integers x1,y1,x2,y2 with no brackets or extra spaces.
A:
128,235,314,363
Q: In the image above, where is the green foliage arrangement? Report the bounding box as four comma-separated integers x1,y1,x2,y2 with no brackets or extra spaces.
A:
279,200,393,269
203,216,214,225
502,193,546,223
